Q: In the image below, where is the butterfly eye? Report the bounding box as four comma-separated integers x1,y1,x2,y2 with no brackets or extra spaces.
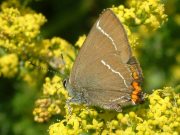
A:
63,79,67,88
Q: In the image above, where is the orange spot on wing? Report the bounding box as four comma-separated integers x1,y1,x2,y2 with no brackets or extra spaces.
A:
132,90,139,95
132,82,138,87
131,94,138,102
130,66,143,104
133,72,139,79
131,81,142,103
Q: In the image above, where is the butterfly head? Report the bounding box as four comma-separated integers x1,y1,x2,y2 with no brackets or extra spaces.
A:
63,78,77,98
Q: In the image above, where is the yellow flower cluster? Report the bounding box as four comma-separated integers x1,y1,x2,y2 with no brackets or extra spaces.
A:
0,4,46,80
0,53,18,77
0,1,76,82
0,0,76,122
136,87,180,135
33,37,76,74
111,0,168,47
1,0,24,11
49,87,179,135
33,76,68,122
0,7,46,49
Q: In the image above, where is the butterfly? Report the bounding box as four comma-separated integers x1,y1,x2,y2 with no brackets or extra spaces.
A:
63,9,144,112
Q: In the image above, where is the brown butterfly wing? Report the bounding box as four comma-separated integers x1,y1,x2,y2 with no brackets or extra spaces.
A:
70,9,132,83
78,53,134,111
68,9,137,111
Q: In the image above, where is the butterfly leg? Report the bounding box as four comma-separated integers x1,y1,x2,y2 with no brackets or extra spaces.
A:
66,99,73,115
66,92,87,114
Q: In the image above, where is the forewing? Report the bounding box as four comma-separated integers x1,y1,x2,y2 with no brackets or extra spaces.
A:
70,9,132,86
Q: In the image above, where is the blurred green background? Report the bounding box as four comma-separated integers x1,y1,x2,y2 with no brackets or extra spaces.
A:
0,0,179,135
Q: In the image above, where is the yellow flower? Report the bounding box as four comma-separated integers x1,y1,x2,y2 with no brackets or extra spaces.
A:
75,34,86,48
0,53,18,77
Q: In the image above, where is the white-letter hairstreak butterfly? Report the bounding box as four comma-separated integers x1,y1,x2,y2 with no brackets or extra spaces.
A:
64,9,144,112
